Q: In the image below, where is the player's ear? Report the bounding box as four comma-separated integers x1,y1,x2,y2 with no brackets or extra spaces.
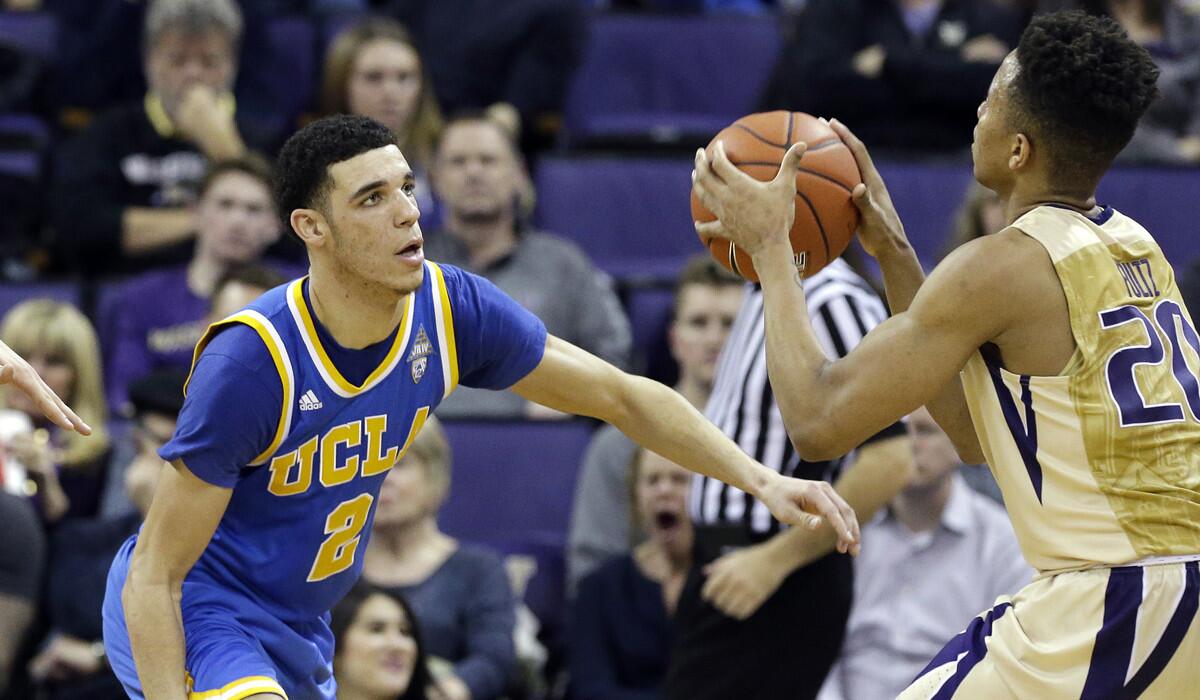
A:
1008,133,1032,172
290,208,329,248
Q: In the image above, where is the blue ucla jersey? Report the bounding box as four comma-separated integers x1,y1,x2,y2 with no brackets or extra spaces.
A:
164,261,546,622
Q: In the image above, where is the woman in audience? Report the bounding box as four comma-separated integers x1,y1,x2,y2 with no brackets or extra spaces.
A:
320,16,443,214
0,300,109,524
333,581,432,700
940,182,1006,260
569,448,694,700
362,417,517,700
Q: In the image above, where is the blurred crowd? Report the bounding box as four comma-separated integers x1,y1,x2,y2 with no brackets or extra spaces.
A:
0,0,1198,699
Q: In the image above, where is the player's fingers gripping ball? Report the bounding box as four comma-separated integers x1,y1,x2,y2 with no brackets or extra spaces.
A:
690,111,862,281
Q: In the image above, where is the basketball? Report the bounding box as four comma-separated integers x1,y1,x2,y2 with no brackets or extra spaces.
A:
690,111,862,281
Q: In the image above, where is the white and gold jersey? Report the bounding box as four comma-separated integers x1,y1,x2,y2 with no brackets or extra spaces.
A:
962,205,1200,574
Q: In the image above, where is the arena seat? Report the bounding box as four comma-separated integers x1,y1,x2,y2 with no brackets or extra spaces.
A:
0,11,57,59
0,280,82,320
562,14,781,145
258,17,317,127
534,156,1200,278
622,282,678,383
437,419,597,544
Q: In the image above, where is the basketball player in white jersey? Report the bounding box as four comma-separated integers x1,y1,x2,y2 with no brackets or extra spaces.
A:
693,10,1200,698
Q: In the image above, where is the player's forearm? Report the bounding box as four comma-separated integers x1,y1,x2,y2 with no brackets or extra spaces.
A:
122,571,188,699
612,375,775,499
121,207,195,257
766,435,912,572
875,243,984,462
751,241,840,458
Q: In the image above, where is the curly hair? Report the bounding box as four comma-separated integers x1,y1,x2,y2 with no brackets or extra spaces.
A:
1011,10,1159,177
275,115,397,239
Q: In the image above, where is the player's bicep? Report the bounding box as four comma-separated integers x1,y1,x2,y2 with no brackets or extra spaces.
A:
816,259,1012,454
511,335,627,421
128,459,232,584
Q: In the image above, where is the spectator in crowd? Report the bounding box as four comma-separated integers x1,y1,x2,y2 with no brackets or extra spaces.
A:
321,16,444,217
0,300,109,524
817,408,1031,700
0,492,44,699
378,0,586,151
1040,0,1200,164
570,449,693,700
332,581,432,700
425,113,632,418
762,0,1024,153
29,370,186,700
103,154,283,412
941,181,1006,259
362,417,517,700
206,263,290,323
51,0,283,276
567,256,742,590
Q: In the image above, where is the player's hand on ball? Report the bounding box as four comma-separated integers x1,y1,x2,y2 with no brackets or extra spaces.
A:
759,473,860,555
0,340,90,435
692,139,807,256
701,543,790,620
827,119,909,261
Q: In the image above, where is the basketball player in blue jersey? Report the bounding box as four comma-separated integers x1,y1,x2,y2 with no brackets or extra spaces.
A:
694,10,1200,699
99,115,859,700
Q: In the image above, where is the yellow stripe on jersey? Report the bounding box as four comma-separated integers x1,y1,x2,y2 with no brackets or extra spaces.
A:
187,674,288,700
286,278,414,397
427,262,460,398
185,310,294,467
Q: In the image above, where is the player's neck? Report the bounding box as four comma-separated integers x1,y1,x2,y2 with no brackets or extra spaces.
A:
892,474,954,534
306,265,406,349
1003,179,1099,225
445,213,518,270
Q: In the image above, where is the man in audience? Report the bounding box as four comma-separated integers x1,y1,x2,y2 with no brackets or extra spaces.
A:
0,491,44,699
567,255,742,590
51,0,283,276
104,155,283,413
817,408,1031,700
30,370,186,700
425,113,632,418
763,0,1024,153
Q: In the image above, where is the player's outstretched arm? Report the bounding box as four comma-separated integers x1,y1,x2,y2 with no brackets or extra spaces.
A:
511,336,861,553
123,459,232,700
0,339,91,435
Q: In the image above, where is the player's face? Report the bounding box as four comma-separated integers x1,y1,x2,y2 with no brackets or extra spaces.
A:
322,145,425,295
145,30,236,115
433,121,522,221
972,52,1020,193
195,171,281,265
374,452,444,527
635,451,693,552
905,407,962,490
335,594,418,698
347,40,423,136
670,284,743,388
125,413,176,518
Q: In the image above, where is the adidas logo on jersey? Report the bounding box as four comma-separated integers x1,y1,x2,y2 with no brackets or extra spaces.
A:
298,389,323,411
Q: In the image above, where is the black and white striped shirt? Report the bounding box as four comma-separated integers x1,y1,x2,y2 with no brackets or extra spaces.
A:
690,258,890,537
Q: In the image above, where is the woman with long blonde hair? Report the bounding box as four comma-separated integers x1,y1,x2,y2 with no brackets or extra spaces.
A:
321,17,443,172
0,299,109,523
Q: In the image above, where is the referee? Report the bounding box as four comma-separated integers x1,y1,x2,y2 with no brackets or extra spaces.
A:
666,257,912,700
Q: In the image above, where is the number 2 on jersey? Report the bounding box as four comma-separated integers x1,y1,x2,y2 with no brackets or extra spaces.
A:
1101,300,1200,427
307,493,374,582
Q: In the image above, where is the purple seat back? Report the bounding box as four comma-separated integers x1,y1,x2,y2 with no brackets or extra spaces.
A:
563,14,780,141
0,281,81,321
0,11,57,60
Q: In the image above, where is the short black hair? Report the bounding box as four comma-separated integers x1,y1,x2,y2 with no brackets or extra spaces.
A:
200,152,275,201
1011,10,1158,178
212,263,288,303
275,115,397,236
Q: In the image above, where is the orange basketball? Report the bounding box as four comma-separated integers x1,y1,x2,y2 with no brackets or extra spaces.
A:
690,111,861,281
